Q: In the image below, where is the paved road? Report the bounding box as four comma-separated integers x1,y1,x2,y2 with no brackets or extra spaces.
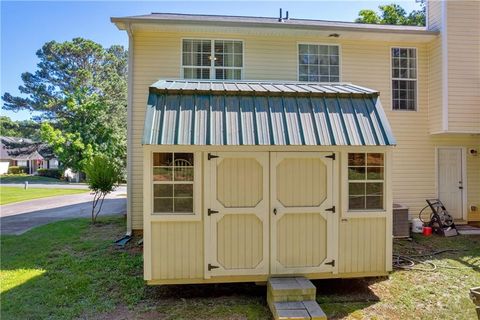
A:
3,183,126,190
0,186,126,235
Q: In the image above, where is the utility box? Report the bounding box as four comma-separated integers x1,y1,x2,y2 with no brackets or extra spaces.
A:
393,204,410,238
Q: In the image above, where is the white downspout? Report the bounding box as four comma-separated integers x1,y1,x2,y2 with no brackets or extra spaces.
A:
125,22,134,236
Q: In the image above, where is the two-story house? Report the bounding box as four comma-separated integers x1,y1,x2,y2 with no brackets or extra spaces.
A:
112,0,479,285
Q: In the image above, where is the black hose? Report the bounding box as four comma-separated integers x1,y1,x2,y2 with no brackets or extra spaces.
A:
418,204,431,224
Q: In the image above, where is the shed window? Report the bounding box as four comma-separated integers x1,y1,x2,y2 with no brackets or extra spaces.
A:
152,152,195,214
392,48,417,111
298,44,340,82
348,153,384,210
182,39,243,80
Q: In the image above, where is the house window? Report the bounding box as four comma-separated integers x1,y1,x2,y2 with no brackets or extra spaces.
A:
182,39,243,80
152,152,195,214
298,44,340,82
348,153,384,210
392,48,417,110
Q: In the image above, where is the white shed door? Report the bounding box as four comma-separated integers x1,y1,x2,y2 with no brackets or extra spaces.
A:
270,152,337,275
438,148,463,219
204,152,269,277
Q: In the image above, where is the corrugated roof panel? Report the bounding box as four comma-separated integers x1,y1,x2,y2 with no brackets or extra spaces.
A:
350,97,376,145
162,94,180,144
324,97,348,145
210,95,224,145
364,97,386,145
337,97,363,146
239,96,256,145
309,98,332,145
177,95,194,144
296,97,319,145
225,96,240,145
143,80,395,146
269,96,287,145
283,97,303,145
194,95,209,145
254,96,271,145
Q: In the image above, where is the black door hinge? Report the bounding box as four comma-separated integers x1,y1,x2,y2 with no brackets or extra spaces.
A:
208,208,219,216
208,263,220,271
325,206,335,213
325,259,335,267
208,153,219,160
325,153,336,160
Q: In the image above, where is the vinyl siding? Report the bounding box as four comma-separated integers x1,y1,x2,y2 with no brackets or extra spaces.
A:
446,0,480,133
427,37,443,133
131,29,479,230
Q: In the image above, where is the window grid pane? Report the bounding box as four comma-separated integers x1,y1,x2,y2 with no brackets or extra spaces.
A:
298,44,340,82
348,153,385,210
153,152,195,214
182,39,243,80
392,47,417,110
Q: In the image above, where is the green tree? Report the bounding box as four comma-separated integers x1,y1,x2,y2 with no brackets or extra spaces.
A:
84,155,122,223
0,116,41,140
356,2,426,26
2,38,127,173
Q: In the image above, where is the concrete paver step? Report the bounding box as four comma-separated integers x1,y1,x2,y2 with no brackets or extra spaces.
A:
267,277,327,320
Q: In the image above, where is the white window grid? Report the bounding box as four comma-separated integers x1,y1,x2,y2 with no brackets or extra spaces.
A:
347,153,385,211
298,44,340,82
182,39,243,80
152,152,195,215
391,47,417,111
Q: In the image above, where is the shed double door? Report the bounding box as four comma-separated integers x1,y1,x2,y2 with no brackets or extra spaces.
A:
205,152,336,278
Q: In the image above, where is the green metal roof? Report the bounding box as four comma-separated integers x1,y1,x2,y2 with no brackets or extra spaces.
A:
143,80,396,146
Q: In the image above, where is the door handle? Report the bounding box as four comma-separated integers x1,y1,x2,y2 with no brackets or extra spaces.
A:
273,208,277,215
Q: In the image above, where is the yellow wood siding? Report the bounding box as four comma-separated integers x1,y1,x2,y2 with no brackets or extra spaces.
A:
277,213,327,268
217,214,263,269
217,158,263,207
446,0,480,133
339,218,386,273
150,221,203,279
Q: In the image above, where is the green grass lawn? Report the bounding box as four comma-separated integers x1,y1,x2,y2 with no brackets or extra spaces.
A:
1,216,479,320
0,186,88,205
0,175,66,184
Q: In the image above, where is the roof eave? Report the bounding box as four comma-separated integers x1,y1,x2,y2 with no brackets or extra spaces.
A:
111,17,439,38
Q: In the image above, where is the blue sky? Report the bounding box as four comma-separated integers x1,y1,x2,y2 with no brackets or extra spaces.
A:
1,0,421,121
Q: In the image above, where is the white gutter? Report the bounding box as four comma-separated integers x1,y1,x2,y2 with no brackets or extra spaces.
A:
125,22,134,236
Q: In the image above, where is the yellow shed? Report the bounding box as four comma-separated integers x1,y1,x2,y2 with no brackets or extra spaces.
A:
141,80,395,285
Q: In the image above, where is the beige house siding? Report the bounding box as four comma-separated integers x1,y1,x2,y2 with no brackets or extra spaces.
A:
427,37,443,133
427,0,442,31
130,29,479,229
446,0,480,133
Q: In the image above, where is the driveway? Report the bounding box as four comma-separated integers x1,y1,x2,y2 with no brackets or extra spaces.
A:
0,186,126,235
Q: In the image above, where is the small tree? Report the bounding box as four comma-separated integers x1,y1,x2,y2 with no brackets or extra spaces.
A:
84,155,121,224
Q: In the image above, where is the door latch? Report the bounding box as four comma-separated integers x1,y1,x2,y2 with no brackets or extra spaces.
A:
273,208,277,215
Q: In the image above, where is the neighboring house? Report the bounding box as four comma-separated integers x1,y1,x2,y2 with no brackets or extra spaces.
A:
112,0,479,285
0,136,59,175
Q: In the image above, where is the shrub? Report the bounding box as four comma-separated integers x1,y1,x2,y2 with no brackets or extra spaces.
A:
8,166,27,174
37,168,62,179
84,155,122,223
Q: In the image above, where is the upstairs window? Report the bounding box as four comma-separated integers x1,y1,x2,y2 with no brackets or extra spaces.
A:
182,39,243,80
298,44,340,82
392,48,417,111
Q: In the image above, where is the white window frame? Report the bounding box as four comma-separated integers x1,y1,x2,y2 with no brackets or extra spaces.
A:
390,46,418,111
342,151,389,218
180,38,244,80
147,150,202,221
297,42,342,82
